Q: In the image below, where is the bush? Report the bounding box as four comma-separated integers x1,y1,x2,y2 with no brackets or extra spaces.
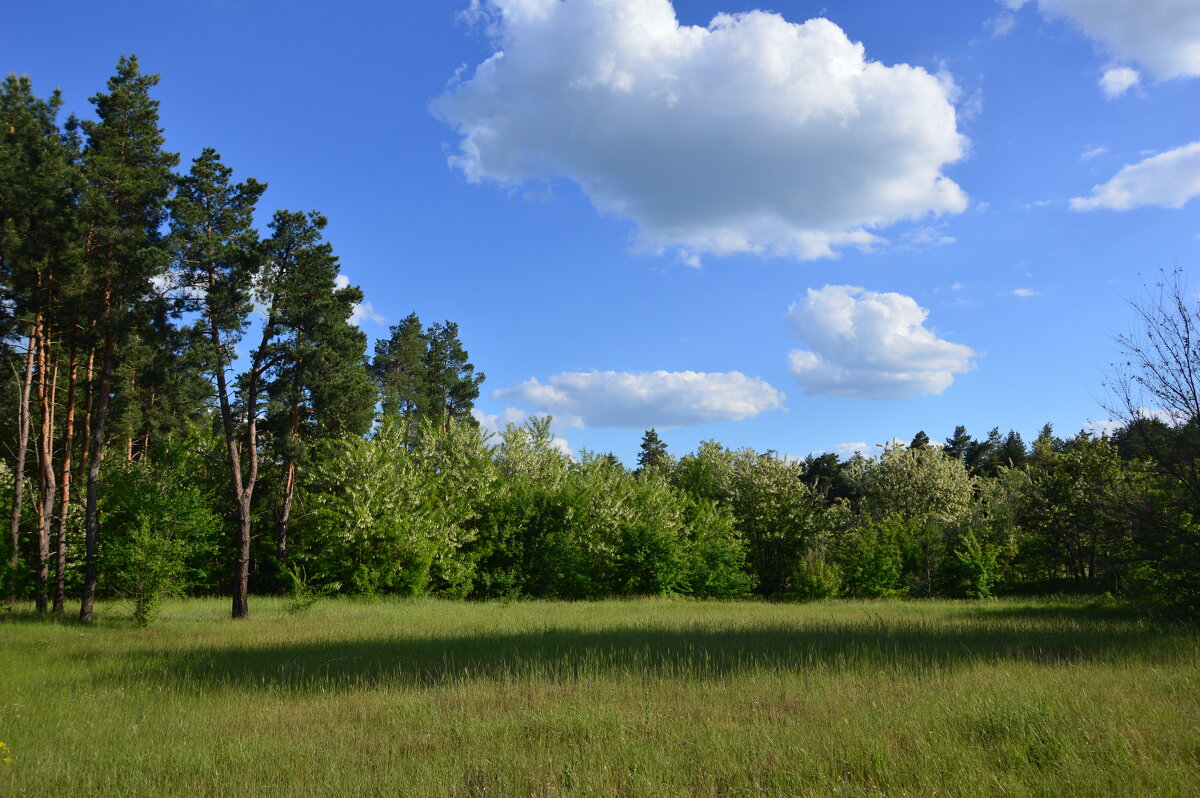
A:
99,452,221,626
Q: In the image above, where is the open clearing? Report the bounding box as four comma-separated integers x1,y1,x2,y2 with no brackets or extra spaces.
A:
1,597,1197,797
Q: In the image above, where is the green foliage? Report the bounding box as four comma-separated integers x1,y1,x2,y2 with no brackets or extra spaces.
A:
98,450,221,625
471,420,751,600
787,543,843,601
678,497,754,598
1017,434,1133,587
955,530,1001,599
297,425,434,596
726,449,833,596
282,563,339,614
840,517,906,598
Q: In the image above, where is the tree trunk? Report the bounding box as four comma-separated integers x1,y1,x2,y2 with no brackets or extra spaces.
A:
7,337,35,606
208,305,253,620
35,316,56,613
80,334,115,625
53,342,78,613
276,459,296,594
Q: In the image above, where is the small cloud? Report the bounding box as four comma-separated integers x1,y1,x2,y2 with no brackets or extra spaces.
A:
1071,141,1200,211
787,285,977,400
350,301,386,327
1012,288,1038,297
1080,144,1108,161
899,225,955,250
678,250,703,269
1099,67,1141,98
336,274,386,327
1024,198,1057,209
835,441,869,459
985,13,1018,37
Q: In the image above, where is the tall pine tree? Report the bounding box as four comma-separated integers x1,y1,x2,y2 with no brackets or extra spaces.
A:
77,56,178,623
169,147,265,618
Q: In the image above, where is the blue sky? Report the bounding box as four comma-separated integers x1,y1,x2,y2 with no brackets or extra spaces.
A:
5,0,1198,462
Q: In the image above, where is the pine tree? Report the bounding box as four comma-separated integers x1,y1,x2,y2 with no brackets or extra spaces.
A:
943,425,972,463
371,312,427,449
76,56,178,623
422,320,484,434
636,428,670,475
997,430,1028,470
0,73,82,610
909,430,930,451
169,146,264,619
262,212,374,583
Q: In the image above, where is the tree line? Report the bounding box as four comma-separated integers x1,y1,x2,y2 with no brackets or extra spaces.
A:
1,58,481,621
3,59,1197,622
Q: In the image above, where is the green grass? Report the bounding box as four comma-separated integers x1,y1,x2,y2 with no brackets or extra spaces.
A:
1,596,1197,797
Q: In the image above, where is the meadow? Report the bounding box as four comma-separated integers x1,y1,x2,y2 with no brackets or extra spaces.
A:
1,597,1197,797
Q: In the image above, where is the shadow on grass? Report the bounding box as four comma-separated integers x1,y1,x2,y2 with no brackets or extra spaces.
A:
959,599,1162,624
93,610,1196,693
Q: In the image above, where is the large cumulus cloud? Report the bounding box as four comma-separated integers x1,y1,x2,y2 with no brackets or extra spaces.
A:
787,285,977,399
433,0,969,260
494,370,785,428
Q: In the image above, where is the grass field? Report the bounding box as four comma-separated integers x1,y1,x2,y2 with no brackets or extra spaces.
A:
1,596,1197,797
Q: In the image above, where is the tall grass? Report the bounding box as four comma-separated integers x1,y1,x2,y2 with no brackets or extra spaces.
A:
1,597,1196,797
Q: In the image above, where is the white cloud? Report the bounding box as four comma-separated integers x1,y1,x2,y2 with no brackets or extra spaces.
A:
834,442,869,459
493,370,785,428
899,225,956,250
334,274,386,327
1099,66,1141,97
1008,0,1200,81
1070,141,1200,211
986,13,1018,37
1080,144,1108,161
350,301,386,327
434,0,969,261
786,285,977,400
1013,287,1038,297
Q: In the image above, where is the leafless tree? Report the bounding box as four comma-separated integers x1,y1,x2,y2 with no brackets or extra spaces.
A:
1106,266,1200,503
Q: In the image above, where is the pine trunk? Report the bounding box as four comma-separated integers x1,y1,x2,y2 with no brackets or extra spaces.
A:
277,458,296,593
7,337,35,606
80,334,115,625
35,315,57,613
53,342,78,613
